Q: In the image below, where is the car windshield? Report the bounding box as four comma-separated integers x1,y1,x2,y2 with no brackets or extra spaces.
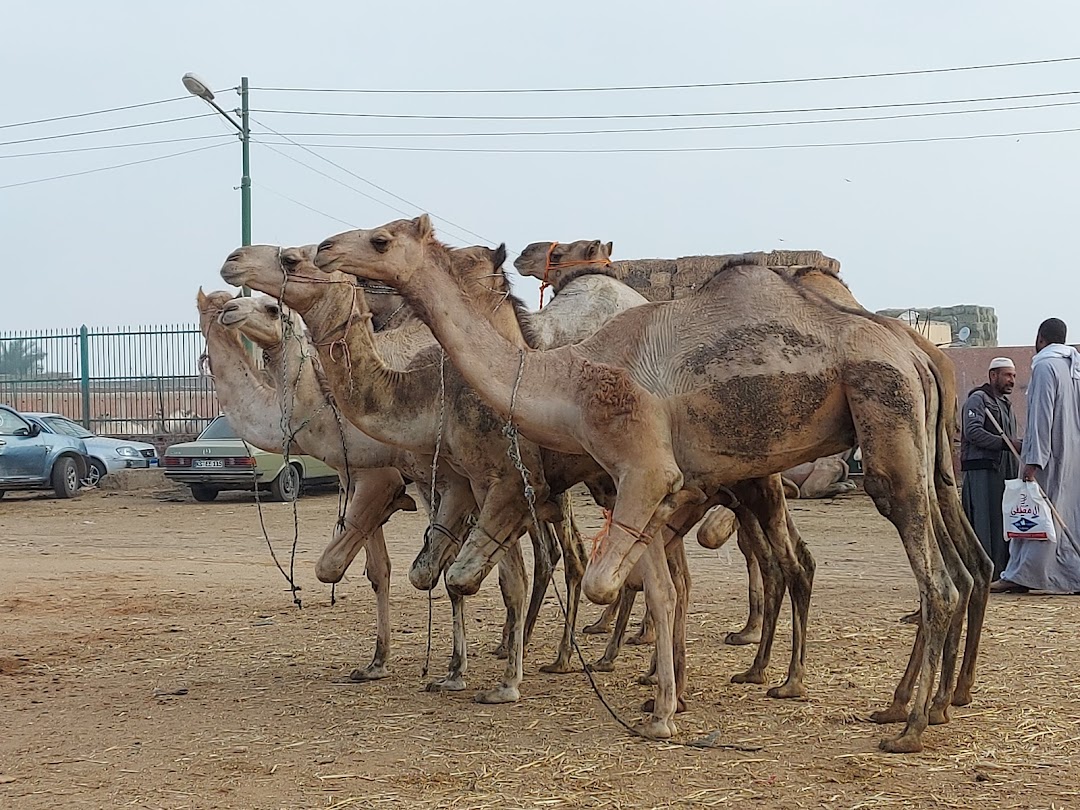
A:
43,416,94,439
198,416,238,440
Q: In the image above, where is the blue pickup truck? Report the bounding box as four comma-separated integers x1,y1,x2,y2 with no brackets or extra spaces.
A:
0,404,90,499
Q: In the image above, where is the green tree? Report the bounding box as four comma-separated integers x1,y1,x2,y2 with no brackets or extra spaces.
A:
0,340,46,377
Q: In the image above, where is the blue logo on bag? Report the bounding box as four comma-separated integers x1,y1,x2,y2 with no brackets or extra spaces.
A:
1012,517,1038,533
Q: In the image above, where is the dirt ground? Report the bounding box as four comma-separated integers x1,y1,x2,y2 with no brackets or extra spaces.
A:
1,480,1078,810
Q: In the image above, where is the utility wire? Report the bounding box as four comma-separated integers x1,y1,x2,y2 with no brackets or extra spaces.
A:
0,134,235,159
250,55,1080,94
256,124,1080,154
0,142,231,190
251,117,496,245
265,98,1080,140
253,181,359,229
248,89,1080,122
0,114,218,148
0,95,189,131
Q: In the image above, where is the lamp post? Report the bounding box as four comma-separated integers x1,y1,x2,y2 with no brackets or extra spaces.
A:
182,73,251,295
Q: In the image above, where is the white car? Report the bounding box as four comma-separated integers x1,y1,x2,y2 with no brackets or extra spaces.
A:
24,412,158,487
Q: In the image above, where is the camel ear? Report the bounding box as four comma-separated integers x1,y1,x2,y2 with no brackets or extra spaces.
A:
413,214,433,239
196,287,208,308
604,241,614,258
492,243,507,269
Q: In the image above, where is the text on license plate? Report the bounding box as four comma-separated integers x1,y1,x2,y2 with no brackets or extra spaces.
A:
193,459,224,469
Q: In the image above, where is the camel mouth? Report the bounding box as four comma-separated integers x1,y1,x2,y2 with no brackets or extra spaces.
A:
220,262,248,287
218,304,246,327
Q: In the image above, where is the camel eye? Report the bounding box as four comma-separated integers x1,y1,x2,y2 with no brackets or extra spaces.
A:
371,236,391,253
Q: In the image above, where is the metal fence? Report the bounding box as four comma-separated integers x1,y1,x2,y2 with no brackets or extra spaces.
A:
0,324,218,438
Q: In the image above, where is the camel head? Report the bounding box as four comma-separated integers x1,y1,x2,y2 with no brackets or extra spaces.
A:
196,288,241,338
220,243,348,314
315,214,442,288
513,240,614,291
218,295,303,351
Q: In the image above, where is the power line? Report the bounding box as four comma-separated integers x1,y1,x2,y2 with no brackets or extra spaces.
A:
251,117,496,245
256,124,1080,154
0,142,231,190
0,113,218,147
0,95,189,131
254,182,358,229
0,134,234,159
264,98,1080,140
249,90,1080,122
250,55,1080,95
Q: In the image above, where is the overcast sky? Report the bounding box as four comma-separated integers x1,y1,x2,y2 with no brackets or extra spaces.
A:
4,1,1078,346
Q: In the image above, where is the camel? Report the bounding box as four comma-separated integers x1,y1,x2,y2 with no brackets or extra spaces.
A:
196,289,478,684
314,216,974,753
781,453,857,499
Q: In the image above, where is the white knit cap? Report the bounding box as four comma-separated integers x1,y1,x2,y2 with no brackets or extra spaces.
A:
988,356,1015,371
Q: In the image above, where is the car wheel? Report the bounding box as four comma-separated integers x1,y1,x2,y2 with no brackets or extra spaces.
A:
270,463,301,502
83,459,107,488
52,457,80,499
190,484,219,502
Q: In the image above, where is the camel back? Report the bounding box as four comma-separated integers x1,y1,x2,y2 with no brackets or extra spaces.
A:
608,249,840,302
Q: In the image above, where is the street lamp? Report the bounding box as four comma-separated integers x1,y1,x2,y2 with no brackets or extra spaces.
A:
182,72,252,295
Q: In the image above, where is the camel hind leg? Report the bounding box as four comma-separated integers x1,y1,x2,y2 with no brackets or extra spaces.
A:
587,586,638,672
475,541,528,704
540,494,589,674
729,507,784,686
726,531,764,646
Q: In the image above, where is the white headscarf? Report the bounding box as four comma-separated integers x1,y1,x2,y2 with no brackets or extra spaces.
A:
1032,343,1080,380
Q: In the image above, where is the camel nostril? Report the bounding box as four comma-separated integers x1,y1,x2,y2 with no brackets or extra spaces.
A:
317,239,335,253
226,251,242,263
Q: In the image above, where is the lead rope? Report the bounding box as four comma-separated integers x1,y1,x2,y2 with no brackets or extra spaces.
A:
422,349,447,678
502,349,759,752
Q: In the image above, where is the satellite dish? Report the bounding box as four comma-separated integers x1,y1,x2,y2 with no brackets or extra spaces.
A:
958,326,971,342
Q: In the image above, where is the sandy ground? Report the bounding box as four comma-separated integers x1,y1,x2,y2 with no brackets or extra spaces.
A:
1,480,1078,810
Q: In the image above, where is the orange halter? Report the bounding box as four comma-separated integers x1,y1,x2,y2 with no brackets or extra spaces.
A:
537,241,613,309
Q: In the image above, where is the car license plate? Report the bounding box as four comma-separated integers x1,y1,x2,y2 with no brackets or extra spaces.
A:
193,459,224,469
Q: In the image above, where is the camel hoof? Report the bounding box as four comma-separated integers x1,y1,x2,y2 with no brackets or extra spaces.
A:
634,718,677,740
347,665,390,682
724,629,762,646
951,688,973,708
869,704,909,725
625,633,655,647
474,684,520,704
879,733,924,754
581,621,612,636
767,682,807,700
928,704,951,726
539,659,577,675
731,669,767,686
587,659,615,673
424,675,467,693
642,697,687,714
490,644,509,660
637,672,658,686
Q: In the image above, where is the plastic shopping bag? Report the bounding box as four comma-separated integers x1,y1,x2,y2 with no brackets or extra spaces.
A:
1002,479,1057,543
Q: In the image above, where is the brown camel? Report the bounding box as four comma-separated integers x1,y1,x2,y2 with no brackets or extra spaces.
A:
314,216,972,753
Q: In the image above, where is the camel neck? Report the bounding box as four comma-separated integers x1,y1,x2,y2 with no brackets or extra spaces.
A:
398,262,582,454
203,324,285,453
298,280,440,453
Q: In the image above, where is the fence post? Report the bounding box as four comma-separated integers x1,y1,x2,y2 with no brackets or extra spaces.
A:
79,325,91,428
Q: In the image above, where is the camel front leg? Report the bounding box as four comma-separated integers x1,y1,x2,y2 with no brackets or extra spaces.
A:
348,527,391,681
582,602,618,635
524,519,559,651
636,537,679,739
475,541,527,704
426,576,469,692
540,503,588,675
730,509,784,686
587,586,638,673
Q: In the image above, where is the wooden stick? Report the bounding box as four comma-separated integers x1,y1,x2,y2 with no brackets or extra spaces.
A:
985,409,1071,538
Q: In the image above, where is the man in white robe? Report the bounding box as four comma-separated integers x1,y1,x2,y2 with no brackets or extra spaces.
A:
994,318,1080,594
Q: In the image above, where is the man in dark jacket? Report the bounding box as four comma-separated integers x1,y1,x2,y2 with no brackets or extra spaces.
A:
961,356,1021,579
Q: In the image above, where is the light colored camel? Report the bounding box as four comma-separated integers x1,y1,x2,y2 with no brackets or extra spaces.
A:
197,289,476,684
219,246,591,703
782,453,857,499
314,216,970,753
